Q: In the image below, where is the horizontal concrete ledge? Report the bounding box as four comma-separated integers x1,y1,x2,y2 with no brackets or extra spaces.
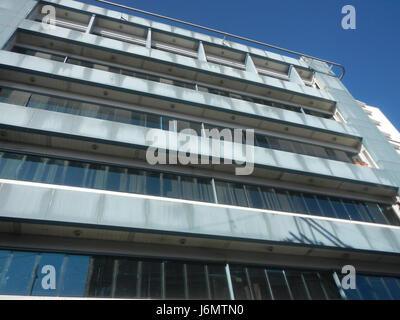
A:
0,179,399,255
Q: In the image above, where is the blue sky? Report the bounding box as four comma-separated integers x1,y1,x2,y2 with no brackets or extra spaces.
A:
79,0,400,130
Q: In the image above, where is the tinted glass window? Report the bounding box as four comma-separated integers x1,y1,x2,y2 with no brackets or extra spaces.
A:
186,264,209,300
267,270,291,300
208,265,229,299
164,261,185,299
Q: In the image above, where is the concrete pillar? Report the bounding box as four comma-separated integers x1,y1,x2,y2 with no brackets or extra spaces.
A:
197,41,207,62
245,53,258,74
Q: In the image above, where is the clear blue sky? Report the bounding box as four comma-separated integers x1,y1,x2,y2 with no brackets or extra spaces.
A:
79,0,400,130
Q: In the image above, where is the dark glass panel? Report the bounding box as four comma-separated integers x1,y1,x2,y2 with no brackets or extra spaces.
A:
275,190,292,212
126,168,146,195
230,265,252,300
207,265,229,300
215,181,248,207
17,156,43,182
0,153,24,180
105,166,125,192
316,196,338,219
266,270,291,300
186,264,209,300
0,251,10,279
303,194,323,216
163,173,181,199
365,203,388,225
286,271,309,300
247,268,272,300
0,87,30,106
139,261,162,299
60,255,90,297
84,163,107,189
380,205,400,226
329,197,351,220
382,277,400,300
87,256,113,297
302,273,327,300
319,272,342,300
245,185,265,209
342,200,363,221
41,159,67,185
114,258,138,298
288,191,308,214
356,276,377,300
63,161,87,188
145,171,161,196
0,252,37,295
365,276,392,300
164,261,185,299
260,187,279,211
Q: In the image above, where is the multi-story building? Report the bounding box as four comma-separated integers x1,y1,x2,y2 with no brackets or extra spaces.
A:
359,101,400,156
0,0,399,300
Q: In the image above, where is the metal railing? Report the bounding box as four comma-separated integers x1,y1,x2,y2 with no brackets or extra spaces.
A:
89,0,346,80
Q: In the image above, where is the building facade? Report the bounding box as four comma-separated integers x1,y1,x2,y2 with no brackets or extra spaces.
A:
359,101,400,156
0,0,400,299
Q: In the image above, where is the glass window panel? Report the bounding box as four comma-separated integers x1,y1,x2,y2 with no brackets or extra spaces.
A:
365,276,392,300
114,108,133,125
382,277,400,300
163,173,181,199
316,196,338,219
342,200,363,221
145,172,161,196
164,261,185,299
139,261,162,299
17,156,43,182
0,251,11,279
207,265,230,300
0,87,31,106
277,139,294,153
365,203,388,225
266,270,291,300
60,255,90,297
260,187,279,211
230,265,252,300
63,161,87,187
84,163,107,189
247,268,272,300
302,273,327,300
245,185,265,209
275,190,292,212
105,166,125,192
0,251,38,295
196,178,214,203
255,135,269,149
87,256,114,297
286,271,309,300
146,114,161,129
40,159,66,185
181,176,213,202
318,272,342,300
303,194,323,216
0,153,25,180
329,197,351,220
186,264,209,300
114,258,138,298
353,202,375,223
126,168,146,195
288,191,308,214
31,253,64,296
380,205,400,226
356,276,378,300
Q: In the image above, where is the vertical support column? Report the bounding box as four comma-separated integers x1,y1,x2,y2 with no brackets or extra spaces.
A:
86,14,96,34
333,272,348,300
245,53,258,74
289,65,304,85
225,263,235,300
197,41,207,62
146,27,152,49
